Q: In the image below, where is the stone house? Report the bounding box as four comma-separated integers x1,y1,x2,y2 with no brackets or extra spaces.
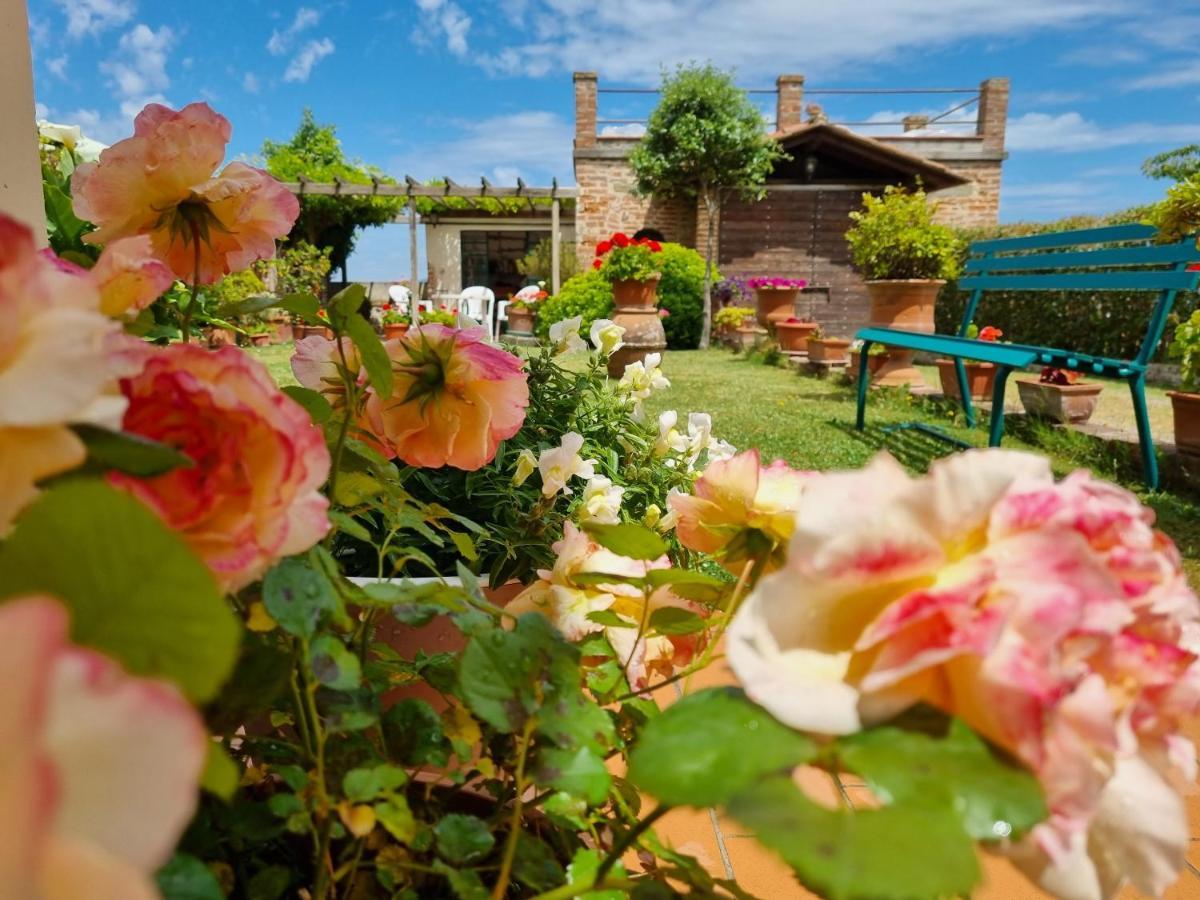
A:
572,72,1008,337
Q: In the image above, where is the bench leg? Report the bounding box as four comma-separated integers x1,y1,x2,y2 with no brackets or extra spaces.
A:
987,366,1012,447
855,341,873,430
1129,373,1160,490
953,357,976,428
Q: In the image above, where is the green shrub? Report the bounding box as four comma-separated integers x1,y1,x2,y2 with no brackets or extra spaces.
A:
1147,174,1200,245
537,243,716,350
1170,310,1200,392
515,237,579,283
846,184,963,281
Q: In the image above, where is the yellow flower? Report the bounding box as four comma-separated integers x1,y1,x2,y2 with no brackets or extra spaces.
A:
512,448,538,486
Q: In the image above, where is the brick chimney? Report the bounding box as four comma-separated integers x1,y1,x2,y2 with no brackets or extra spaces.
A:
776,74,805,132
574,71,598,148
976,77,1009,153
902,114,930,133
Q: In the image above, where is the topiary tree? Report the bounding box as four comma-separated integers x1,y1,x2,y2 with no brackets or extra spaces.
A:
262,110,404,280
629,64,785,348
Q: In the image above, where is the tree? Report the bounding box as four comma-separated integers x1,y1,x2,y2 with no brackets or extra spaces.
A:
262,110,404,280
1143,145,1200,182
629,64,785,348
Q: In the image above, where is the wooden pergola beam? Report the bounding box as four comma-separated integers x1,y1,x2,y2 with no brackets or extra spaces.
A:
281,179,578,199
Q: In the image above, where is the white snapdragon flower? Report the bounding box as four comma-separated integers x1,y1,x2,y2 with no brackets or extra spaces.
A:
512,448,538,486
618,353,670,403
654,411,689,457
706,438,737,465
578,476,625,525
537,431,597,497
589,319,626,357
548,316,587,354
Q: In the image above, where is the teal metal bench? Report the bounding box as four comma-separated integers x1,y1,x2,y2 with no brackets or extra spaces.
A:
854,223,1200,489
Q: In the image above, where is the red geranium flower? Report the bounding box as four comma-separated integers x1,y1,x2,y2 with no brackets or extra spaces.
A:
979,325,1004,342
595,240,613,256
647,240,662,252
593,259,602,270
612,233,630,248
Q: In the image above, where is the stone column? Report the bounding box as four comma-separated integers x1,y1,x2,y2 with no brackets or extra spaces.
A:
976,77,1010,153
776,74,805,132
1,0,47,243
574,71,598,149
902,114,930,133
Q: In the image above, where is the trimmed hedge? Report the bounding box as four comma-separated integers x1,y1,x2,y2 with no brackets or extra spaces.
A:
536,243,716,349
936,208,1197,362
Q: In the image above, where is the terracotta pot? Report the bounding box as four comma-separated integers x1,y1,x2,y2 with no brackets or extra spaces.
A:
208,328,235,348
849,350,890,379
249,332,271,347
271,322,293,344
774,321,818,352
936,359,997,401
383,323,410,340
864,280,944,388
734,326,764,350
1168,391,1200,456
807,337,850,363
607,277,666,377
1016,380,1103,424
506,308,535,335
754,287,800,330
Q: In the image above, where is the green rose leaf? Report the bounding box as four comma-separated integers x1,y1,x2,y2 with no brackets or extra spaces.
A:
383,698,452,766
648,607,708,635
435,814,496,865
539,746,612,806
0,480,239,702
374,796,417,844
71,424,194,477
262,557,339,640
281,386,333,425
309,634,361,690
644,568,730,606
156,853,225,900
343,312,394,400
586,609,635,628
835,718,1048,841
628,688,816,807
214,294,280,319
330,282,367,320
513,832,566,891
276,292,323,324
727,775,980,900
200,743,240,801
583,522,668,560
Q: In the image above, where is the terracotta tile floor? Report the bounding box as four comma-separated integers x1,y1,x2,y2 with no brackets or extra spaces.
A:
644,652,1200,899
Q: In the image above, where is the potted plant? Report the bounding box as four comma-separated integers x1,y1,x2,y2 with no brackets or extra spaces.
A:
507,284,547,335
807,327,852,363
936,324,1002,400
848,339,890,378
595,232,667,375
244,321,273,347
775,315,819,352
714,305,755,346
1017,367,1104,424
845,184,964,387
1167,309,1200,456
419,306,458,326
747,276,808,330
381,305,410,339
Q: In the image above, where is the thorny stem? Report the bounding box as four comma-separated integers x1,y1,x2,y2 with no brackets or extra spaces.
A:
180,222,202,343
324,337,358,528
595,805,670,884
300,638,335,899
490,716,537,900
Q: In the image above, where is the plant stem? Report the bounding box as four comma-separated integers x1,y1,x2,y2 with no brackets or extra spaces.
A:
181,223,202,344
324,338,357,521
490,716,537,900
595,805,670,884
684,555,765,695
301,638,334,899
527,878,643,900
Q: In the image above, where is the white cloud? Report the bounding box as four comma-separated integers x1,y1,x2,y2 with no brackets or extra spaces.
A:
284,38,335,83
1124,62,1200,91
1007,111,1200,152
445,0,1134,82
267,7,320,55
35,102,49,120
47,55,69,79
414,0,472,57
57,107,136,144
102,24,173,100
54,0,134,39
599,123,645,137
388,110,573,184
243,72,261,94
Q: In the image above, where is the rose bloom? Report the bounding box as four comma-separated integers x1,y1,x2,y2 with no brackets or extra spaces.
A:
0,214,132,533
0,595,206,898
374,324,529,470
670,449,810,572
728,449,1200,900
72,102,298,284
89,235,176,317
111,344,331,592
509,522,700,687
291,335,393,457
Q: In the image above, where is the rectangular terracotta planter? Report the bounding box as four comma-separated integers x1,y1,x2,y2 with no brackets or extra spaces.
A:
1016,379,1103,424
807,337,850,363
1169,390,1200,457
936,359,996,401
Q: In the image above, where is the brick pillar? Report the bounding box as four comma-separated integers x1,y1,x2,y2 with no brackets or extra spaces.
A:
902,114,929,133
776,74,805,132
574,71,598,149
976,77,1009,152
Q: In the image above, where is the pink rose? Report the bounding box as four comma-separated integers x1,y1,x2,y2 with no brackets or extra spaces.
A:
90,235,176,316
0,595,205,897
72,102,298,284
728,449,1200,898
111,344,331,591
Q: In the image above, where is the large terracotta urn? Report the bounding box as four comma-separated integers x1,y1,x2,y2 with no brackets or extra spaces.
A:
865,279,945,387
774,320,819,352
1168,391,1200,457
607,276,666,377
506,307,535,335
754,287,801,330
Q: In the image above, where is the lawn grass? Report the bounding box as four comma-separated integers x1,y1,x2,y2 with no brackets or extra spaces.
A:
247,342,1200,586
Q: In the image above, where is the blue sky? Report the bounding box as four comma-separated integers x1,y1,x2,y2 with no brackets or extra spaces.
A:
26,0,1200,280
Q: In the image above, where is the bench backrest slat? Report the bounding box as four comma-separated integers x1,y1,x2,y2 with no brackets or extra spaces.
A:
970,223,1155,253
965,240,1200,273
959,270,1199,292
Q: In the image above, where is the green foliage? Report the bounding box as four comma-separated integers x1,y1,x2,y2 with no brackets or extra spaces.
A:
714,305,755,330
1170,309,1200,392
535,271,614,340
1148,173,1200,244
40,136,97,263
598,242,663,282
268,240,333,299
516,237,579,283
262,110,404,274
846,184,964,281
0,481,239,702
1143,144,1200,182
210,268,267,307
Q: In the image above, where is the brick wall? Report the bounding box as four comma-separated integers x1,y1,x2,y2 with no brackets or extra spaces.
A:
931,160,1003,228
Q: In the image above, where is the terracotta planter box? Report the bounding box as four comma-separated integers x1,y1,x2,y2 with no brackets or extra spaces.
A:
506,309,536,334
1016,380,1103,424
936,359,997,401
774,321,818,352
1169,391,1200,457
612,276,660,310
754,287,800,330
383,323,410,340
807,337,850,363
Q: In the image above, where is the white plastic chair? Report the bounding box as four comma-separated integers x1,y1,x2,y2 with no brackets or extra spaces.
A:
494,301,509,341
458,286,495,333
387,284,412,314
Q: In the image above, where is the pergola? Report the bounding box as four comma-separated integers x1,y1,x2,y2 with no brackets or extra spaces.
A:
280,176,579,295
